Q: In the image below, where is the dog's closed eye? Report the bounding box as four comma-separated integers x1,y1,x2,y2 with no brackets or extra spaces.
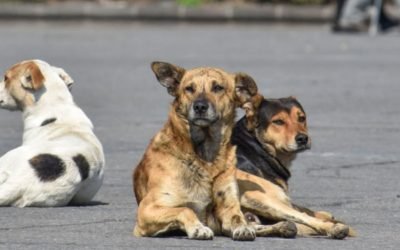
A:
212,84,224,93
185,85,195,93
272,119,285,126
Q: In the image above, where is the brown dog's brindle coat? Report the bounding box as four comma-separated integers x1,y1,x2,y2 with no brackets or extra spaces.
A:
133,62,261,240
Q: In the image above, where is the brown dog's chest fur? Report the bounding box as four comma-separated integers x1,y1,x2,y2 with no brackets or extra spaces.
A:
134,113,236,225
133,62,259,240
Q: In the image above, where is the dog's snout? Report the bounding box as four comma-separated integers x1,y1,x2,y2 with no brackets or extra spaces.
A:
193,99,209,115
295,133,308,146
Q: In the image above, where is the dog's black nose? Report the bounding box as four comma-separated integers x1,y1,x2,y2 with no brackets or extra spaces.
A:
295,133,308,146
193,99,209,115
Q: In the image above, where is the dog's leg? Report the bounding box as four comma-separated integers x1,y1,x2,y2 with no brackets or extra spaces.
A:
0,181,21,206
237,170,351,239
254,222,298,238
293,223,355,238
240,190,349,239
0,168,25,207
243,211,297,238
134,195,213,240
213,166,256,241
244,209,320,237
293,203,336,222
292,203,357,237
295,223,320,236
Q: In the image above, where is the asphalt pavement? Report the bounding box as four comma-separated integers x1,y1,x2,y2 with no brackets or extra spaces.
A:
0,22,399,249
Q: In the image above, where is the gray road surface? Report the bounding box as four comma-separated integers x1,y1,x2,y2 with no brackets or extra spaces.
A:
0,22,399,249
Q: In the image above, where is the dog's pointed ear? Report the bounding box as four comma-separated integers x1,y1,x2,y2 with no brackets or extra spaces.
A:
52,66,74,90
234,73,258,107
151,61,186,96
20,63,45,90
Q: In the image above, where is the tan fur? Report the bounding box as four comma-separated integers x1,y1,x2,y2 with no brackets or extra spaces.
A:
235,98,355,239
3,61,45,109
133,62,258,240
236,170,355,238
258,106,308,166
133,65,355,239
243,93,264,131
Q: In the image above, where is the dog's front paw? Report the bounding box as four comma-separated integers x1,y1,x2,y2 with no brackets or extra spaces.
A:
187,224,214,240
328,223,349,240
276,221,297,238
232,225,256,241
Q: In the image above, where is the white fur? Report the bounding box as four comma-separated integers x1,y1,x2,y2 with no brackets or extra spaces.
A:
0,81,17,110
0,60,105,207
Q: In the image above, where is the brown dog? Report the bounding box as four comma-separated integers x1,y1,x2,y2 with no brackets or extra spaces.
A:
133,62,262,240
232,95,355,239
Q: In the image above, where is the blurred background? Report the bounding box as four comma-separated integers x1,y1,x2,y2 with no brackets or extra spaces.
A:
0,1,400,250
1,0,400,32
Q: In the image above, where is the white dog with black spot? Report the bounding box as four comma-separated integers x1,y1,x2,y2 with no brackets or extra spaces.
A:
0,59,105,207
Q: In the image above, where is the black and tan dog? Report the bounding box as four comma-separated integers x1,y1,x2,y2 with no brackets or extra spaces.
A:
234,96,309,191
232,96,355,239
133,62,298,240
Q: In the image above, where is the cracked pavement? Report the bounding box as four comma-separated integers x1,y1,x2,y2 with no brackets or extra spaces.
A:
0,22,399,249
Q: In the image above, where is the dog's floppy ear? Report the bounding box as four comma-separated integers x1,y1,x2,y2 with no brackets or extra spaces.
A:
52,66,74,90
19,63,45,90
234,73,258,107
243,93,264,131
151,61,186,96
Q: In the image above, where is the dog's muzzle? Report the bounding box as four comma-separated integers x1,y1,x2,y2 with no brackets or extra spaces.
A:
193,99,209,115
188,99,218,127
295,133,311,151
0,81,17,110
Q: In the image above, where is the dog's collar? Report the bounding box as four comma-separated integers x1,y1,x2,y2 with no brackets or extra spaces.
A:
41,117,57,127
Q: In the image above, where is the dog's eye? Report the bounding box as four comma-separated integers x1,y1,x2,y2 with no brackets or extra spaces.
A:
272,119,285,126
185,86,195,93
212,84,224,93
3,75,8,81
298,116,306,123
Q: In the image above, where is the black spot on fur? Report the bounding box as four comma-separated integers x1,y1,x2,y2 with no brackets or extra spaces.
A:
40,118,57,126
73,154,90,181
29,154,65,182
216,190,226,202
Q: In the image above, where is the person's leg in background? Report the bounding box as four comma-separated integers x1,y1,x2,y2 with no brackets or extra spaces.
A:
332,0,348,31
333,0,399,32
379,0,400,31
338,0,371,31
